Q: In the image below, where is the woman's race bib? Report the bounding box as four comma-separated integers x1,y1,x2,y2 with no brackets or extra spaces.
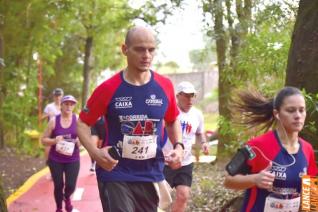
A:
264,193,300,212
56,140,75,156
122,135,157,160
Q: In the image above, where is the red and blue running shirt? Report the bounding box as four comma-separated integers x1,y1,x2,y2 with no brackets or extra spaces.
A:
241,130,318,212
79,70,179,182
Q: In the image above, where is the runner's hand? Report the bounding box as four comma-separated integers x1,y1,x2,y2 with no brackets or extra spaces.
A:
201,142,209,155
254,162,275,190
93,147,119,171
55,136,63,144
165,147,183,170
75,138,81,147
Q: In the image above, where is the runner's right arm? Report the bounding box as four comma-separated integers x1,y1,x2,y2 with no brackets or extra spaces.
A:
77,118,118,171
224,163,274,190
41,118,62,146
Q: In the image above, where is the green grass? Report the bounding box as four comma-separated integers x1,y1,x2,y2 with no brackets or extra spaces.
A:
204,113,218,131
209,145,217,156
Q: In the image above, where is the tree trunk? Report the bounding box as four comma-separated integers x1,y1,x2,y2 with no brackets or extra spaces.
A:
0,177,8,212
216,0,252,158
285,0,318,150
0,33,5,148
212,0,232,158
82,36,93,108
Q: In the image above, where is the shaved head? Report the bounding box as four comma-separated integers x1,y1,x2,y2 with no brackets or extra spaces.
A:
122,25,156,73
125,26,156,46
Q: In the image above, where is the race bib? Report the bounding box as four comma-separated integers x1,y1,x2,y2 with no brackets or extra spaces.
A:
122,135,157,160
264,194,300,212
56,140,75,156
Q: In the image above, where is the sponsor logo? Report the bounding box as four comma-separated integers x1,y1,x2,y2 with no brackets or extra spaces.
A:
119,114,149,122
121,120,156,136
271,165,286,180
115,96,133,109
115,97,132,101
128,139,140,145
181,121,192,134
301,175,318,211
62,134,72,139
145,94,163,106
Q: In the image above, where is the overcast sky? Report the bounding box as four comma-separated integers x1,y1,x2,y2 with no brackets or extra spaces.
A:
133,0,206,69
155,0,205,69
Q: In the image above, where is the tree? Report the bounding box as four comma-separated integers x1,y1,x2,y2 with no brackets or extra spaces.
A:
1,0,57,147
0,13,4,148
189,39,216,71
65,0,133,107
285,0,318,150
0,0,183,149
57,0,184,107
200,0,297,156
164,61,179,69
201,0,252,157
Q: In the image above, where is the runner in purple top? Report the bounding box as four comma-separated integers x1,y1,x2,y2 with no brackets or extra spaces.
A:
41,88,64,172
77,26,184,212
41,95,80,212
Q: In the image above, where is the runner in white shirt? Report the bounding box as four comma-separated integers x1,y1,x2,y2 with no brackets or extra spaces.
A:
42,88,63,121
163,81,209,212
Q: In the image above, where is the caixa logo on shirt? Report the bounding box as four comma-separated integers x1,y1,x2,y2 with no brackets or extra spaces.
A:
115,96,133,109
271,165,287,180
145,94,163,106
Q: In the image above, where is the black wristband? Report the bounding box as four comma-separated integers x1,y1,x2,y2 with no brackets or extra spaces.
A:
173,142,184,150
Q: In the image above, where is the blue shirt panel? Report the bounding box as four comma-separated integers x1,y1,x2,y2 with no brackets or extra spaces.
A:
97,72,169,182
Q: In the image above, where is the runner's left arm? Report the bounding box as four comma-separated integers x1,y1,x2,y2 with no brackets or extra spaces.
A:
196,133,209,155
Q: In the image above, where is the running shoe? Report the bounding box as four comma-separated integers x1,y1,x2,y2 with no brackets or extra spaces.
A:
64,198,73,212
89,162,96,173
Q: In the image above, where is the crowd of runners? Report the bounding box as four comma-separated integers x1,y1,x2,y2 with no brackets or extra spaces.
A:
37,25,317,212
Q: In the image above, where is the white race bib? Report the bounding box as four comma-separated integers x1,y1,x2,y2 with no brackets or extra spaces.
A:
122,135,157,160
264,194,300,212
56,140,75,156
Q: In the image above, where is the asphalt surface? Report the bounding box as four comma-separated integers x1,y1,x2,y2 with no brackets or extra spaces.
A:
7,153,102,212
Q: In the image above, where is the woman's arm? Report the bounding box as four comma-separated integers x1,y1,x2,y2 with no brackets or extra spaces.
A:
41,118,59,146
224,163,275,190
224,174,257,190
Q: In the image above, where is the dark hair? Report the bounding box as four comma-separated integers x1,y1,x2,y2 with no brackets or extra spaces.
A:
231,86,303,131
273,86,302,110
53,88,63,96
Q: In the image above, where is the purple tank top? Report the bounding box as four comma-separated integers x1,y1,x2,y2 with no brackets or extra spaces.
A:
49,114,80,163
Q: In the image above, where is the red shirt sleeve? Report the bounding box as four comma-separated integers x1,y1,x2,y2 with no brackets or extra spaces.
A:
301,139,318,176
79,73,122,126
153,72,179,123
246,131,280,173
308,150,318,176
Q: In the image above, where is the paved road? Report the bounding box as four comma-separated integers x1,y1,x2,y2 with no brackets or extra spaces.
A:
7,151,216,212
7,152,103,212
